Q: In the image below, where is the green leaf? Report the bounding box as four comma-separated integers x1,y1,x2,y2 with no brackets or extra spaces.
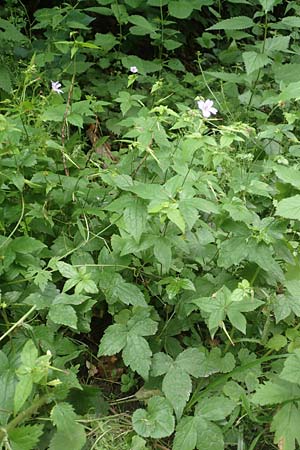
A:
0,65,12,93
281,16,300,28
168,1,194,19
10,237,45,254
266,334,287,351
279,82,300,102
166,206,185,233
50,403,86,450
8,425,44,450
173,416,198,450
94,32,118,52
252,379,300,405
123,334,152,379
49,304,77,329
154,237,172,273
242,51,271,75
196,417,224,450
151,352,173,376
195,395,236,421
14,374,33,415
98,323,127,356
173,417,198,450
271,403,300,450
280,350,300,384
56,261,78,279
208,16,254,30
223,198,256,225
21,340,38,368
258,0,278,13
163,366,192,420
128,15,158,35
123,197,148,242
275,165,300,190
276,195,300,220
176,348,205,377
132,396,175,438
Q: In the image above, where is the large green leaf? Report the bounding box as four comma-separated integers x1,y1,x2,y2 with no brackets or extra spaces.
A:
49,304,78,329
252,379,300,405
162,366,191,420
280,350,300,385
276,195,300,220
50,403,86,450
173,416,198,450
208,16,254,30
271,403,300,450
132,396,175,438
8,425,44,450
123,334,152,379
98,323,127,356
242,51,271,75
168,1,194,19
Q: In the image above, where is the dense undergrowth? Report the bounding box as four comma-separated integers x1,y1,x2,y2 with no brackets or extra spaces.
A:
1,0,300,449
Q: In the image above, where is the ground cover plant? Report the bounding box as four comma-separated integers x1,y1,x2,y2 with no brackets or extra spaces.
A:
1,0,300,449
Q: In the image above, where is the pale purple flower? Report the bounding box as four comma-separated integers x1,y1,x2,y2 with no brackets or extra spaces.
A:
197,99,217,118
51,80,64,94
130,66,138,74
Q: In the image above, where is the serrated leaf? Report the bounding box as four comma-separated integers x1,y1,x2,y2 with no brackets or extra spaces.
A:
8,425,44,450
252,379,300,405
98,323,127,356
275,165,300,189
162,366,191,419
168,1,194,19
281,16,300,28
276,195,300,220
56,261,78,279
123,197,148,242
151,352,173,376
51,402,77,428
242,51,271,75
49,304,77,329
21,340,38,367
195,395,236,421
14,374,33,415
208,16,254,31
50,403,86,450
176,348,205,377
173,416,198,450
10,237,45,254
166,207,185,233
280,350,300,384
271,403,300,450
196,417,224,450
154,237,172,274
258,0,278,13
123,334,152,379
132,396,175,438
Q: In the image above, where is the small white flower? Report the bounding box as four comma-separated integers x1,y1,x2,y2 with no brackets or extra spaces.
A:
197,99,217,118
51,80,64,94
130,66,138,74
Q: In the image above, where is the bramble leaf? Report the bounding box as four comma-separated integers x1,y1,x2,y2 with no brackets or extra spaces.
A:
123,334,152,379
132,396,175,438
98,323,127,356
8,425,44,450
